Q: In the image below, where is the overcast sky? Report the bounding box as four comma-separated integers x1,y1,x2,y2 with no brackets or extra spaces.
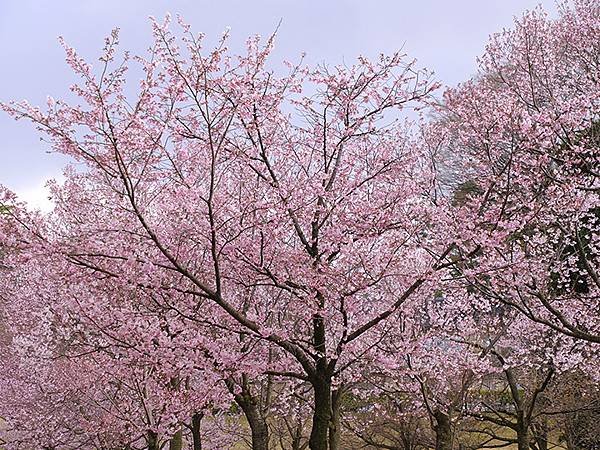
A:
0,0,559,210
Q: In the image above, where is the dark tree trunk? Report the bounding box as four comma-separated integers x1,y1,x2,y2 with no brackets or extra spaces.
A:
169,428,183,450
191,413,203,450
309,307,332,450
225,376,269,450
517,431,530,450
516,415,530,450
228,380,269,450
242,399,270,450
328,388,342,450
309,376,332,450
147,430,159,450
433,410,453,450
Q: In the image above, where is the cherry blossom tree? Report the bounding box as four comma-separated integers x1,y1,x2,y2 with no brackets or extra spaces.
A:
416,4,600,447
0,189,242,450
1,14,447,450
434,0,600,346
1,0,598,448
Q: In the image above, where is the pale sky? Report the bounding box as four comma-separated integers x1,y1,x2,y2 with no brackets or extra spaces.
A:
0,0,559,210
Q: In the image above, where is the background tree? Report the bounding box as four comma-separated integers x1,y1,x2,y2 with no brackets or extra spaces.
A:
433,0,600,346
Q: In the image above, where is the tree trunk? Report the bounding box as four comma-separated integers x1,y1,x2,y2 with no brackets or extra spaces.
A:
147,430,159,450
532,419,548,450
191,413,203,450
516,416,530,450
517,431,530,450
226,377,270,450
291,423,305,450
309,307,332,450
169,428,183,450
309,377,332,450
328,388,342,450
234,390,269,450
242,399,270,450
433,410,453,450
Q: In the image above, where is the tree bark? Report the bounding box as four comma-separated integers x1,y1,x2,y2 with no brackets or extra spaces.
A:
516,415,530,450
517,431,530,450
308,306,332,450
328,388,342,450
242,399,270,450
225,376,269,450
169,428,183,450
433,410,453,450
228,378,270,450
191,413,203,450
147,430,159,450
309,376,332,450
